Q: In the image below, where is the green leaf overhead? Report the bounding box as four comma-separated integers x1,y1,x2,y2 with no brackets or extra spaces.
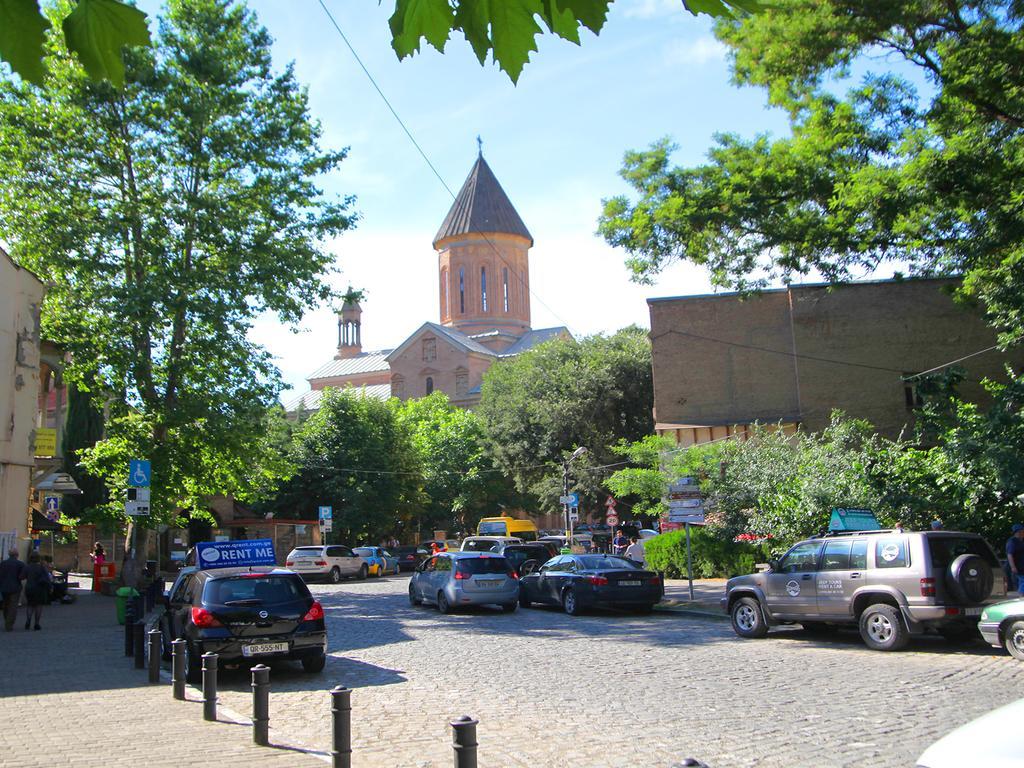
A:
388,0,454,58
61,0,149,88
0,0,50,85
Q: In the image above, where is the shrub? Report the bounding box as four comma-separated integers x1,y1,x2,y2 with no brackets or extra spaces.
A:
644,527,768,579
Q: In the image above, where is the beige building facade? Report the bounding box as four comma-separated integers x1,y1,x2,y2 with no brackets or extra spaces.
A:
0,248,46,555
649,278,1022,444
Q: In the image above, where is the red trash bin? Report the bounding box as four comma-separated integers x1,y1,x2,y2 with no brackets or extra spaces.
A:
93,562,116,592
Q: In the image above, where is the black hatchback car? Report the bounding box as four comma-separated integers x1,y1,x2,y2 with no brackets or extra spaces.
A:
160,567,327,683
518,554,664,615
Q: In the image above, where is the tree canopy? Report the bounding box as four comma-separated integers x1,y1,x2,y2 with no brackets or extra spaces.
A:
598,0,1024,346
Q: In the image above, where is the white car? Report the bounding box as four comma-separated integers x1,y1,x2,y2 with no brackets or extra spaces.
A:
285,545,369,583
916,698,1024,767
460,536,522,553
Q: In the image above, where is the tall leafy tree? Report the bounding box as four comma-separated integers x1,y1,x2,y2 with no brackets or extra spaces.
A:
0,0,353,582
477,326,653,511
60,377,107,520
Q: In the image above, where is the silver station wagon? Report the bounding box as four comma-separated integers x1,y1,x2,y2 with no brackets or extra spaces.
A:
409,551,519,613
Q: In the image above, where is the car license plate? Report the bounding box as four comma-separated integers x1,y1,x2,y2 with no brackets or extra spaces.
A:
965,607,983,616
242,642,288,657
478,579,502,587
619,580,642,587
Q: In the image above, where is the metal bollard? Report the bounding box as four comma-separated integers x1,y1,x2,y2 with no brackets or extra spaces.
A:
148,629,161,683
251,664,270,746
330,685,351,768
450,715,479,768
124,603,135,656
133,594,145,619
133,621,145,668
171,638,187,700
144,581,155,613
202,653,218,721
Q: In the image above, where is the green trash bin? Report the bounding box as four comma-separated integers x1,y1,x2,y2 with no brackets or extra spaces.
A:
115,586,140,625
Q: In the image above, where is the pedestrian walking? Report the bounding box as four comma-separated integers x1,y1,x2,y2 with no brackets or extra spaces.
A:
90,542,106,565
0,547,26,632
1006,524,1024,594
22,552,51,630
624,536,646,566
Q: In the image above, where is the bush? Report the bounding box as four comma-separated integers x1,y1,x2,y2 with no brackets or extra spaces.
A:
644,528,768,579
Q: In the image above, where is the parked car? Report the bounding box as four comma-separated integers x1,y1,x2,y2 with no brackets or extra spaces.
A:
460,535,522,553
979,597,1024,660
409,552,519,613
916,697,1024,767
392,545,427,572
722,529,1006,651
539,533,594,552
518,553,664,615
502,543,555,575
159,566,327,682
285,545,368,582
638,529,660,541
353,546,400,577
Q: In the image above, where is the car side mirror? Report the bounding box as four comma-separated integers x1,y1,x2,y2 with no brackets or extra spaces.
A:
768,559,780,572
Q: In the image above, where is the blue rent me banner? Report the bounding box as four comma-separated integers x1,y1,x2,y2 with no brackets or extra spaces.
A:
196,539,276,570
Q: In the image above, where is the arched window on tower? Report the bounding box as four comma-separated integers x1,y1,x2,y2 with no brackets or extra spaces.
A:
425,376,434,395
503,267,509,313
459,268,465,314
481,267,488,312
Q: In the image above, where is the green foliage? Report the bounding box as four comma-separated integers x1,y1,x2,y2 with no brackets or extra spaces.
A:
1,0,149,87
476,326,653,511
60,378,107,520
598,0,1024,346
255,389,423,543
606,435,675,518
0,0,352,527
644,527,768,579
388,0,761,83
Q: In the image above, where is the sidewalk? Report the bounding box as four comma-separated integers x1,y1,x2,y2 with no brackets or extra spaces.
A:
0,582,325,767
655,578,729,618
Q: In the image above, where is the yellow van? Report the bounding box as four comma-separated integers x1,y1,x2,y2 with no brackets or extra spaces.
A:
477,515,538,541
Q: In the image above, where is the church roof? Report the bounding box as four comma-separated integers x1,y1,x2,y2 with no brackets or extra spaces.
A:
283,383,392,412
307,349,393,382
433,155,533,247
499,327,570,356
386,322,495,362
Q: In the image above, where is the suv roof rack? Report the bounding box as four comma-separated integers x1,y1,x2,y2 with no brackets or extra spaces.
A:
820,528,902,538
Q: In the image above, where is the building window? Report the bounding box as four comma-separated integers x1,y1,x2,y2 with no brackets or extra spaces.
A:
481,267,488,312
459,267,465,314
422,337,436,362
390,375,405,399
425,376,434,395
455,370,468,396
503,267,509,312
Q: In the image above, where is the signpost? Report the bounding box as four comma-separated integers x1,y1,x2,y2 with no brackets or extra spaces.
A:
126,459,152,560
43,495,60,523
318,506,333,537
666,477,703,600
125,487,150,516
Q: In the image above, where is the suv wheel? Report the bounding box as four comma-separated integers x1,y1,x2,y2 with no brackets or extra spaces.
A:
731,597,768,639
859,603,909,651
1005,620,1024,661
302,652,326,673
357,564,368,580
329,567,342,584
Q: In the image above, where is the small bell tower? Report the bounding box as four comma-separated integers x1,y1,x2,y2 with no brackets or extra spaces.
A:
336,288,364,359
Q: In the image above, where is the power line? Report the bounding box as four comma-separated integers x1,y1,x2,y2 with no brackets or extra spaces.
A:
314,0,577,337
904,345,1000,380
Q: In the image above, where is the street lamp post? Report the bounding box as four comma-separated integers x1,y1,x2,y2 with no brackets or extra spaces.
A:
562,447,587,548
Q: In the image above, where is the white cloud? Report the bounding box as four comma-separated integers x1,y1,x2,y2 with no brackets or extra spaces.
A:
621,0,684,20
662,35,728,67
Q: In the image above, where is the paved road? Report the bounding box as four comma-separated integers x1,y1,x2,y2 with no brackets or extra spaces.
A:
206,575,1024,768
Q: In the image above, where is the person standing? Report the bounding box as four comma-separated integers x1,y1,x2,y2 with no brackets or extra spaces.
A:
1006,524,1024,594
624,536,646,566
22,552,51,630
0,547,26,631
612,530,628,556
91,542,106,565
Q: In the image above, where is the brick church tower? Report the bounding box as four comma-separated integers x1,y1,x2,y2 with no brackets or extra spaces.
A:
433,150,533,352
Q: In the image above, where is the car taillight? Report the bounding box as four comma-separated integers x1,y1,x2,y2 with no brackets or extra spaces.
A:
649,575,662,585
920,577,936,597
285,560,294,566
586,575,609,586
509,571,519,580
191,607,222,628
314,560,327,566
454,570,469,580
302,601,324,621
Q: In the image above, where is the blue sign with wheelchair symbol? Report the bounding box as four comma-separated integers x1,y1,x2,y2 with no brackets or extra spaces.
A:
129,459,151,487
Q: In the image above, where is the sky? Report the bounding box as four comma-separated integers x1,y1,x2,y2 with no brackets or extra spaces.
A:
141,0,796,396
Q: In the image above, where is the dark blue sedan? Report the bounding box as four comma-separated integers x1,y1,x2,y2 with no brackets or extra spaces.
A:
518,554,663,615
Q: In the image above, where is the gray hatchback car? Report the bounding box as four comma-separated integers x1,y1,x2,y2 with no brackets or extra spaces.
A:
409,551,519,613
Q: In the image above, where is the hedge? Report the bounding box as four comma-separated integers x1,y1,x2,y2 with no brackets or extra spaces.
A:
643,528,768,579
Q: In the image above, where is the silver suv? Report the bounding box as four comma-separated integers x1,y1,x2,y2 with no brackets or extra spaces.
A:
722,529,1006,651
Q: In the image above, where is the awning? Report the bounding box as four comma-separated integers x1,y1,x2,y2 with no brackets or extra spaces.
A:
31,511,64,532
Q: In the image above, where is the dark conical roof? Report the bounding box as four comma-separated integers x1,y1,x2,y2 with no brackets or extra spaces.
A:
433,155,533,247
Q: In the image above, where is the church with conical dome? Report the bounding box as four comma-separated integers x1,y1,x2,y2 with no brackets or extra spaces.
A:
286,151,570,412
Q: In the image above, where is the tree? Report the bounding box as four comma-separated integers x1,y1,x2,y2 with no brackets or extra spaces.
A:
476,326,653,512
0,0,353,583
1,1,762,90
394,391,520,537
60,376,107,520
255,388,424,544
598,0,1024,346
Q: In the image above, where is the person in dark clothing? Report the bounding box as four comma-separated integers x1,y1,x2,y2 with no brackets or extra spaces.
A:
1007,524,1024,594
612,530,629,556
23,552,51,630
0,548,26,631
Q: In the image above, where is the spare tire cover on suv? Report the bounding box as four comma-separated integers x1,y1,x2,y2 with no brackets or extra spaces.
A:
946,554,993,604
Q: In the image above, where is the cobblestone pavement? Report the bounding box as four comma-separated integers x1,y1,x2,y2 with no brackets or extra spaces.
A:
0,586,323,768
205,575,1024,768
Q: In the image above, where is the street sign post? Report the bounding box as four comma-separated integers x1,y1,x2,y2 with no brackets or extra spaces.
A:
318,506,333,538
606,512,618,527
558,494,579,506
666,477,702,600
129,460,151,487
44,495,60,522
568,509,579,523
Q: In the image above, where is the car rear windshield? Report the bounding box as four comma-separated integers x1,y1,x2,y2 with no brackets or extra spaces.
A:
291,547,322,556
456,557,512,575
503,548,549,566
204,575,309,605
463,539,501,552
578,556,638,570
478,522,507,536
928,536,999,568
